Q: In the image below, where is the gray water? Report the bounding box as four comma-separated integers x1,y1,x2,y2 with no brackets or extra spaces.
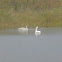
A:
0,28,62,62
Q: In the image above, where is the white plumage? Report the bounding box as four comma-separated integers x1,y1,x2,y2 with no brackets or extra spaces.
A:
35,26,41,36
18,25,28,31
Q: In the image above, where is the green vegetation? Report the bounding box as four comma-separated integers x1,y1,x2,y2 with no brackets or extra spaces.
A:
0,0,62,29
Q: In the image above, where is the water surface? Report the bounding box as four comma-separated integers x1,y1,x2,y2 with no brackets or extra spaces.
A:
0,28,62,62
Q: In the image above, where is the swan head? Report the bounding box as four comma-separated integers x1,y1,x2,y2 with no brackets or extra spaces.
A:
26,25,29,29
26,25,28,27
36,26,38,29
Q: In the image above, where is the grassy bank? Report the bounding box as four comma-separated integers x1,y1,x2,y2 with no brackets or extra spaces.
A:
0,8,62,29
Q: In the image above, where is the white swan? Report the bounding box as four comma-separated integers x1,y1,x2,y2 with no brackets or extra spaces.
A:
35,26,41,36
18,25,28,31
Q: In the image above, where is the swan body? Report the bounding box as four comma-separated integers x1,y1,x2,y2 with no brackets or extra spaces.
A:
35,26,41,36
18,25,28,31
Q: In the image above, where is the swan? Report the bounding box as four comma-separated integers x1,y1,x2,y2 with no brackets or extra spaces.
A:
35,26,41,36
18,25,28,31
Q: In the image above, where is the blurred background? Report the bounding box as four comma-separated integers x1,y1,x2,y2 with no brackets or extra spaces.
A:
0,0,62,29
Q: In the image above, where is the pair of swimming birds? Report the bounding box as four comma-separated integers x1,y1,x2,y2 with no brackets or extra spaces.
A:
18,25,41,35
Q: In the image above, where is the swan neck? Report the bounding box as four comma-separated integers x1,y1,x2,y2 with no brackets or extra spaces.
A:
36,27,38,32
26,26,27,28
